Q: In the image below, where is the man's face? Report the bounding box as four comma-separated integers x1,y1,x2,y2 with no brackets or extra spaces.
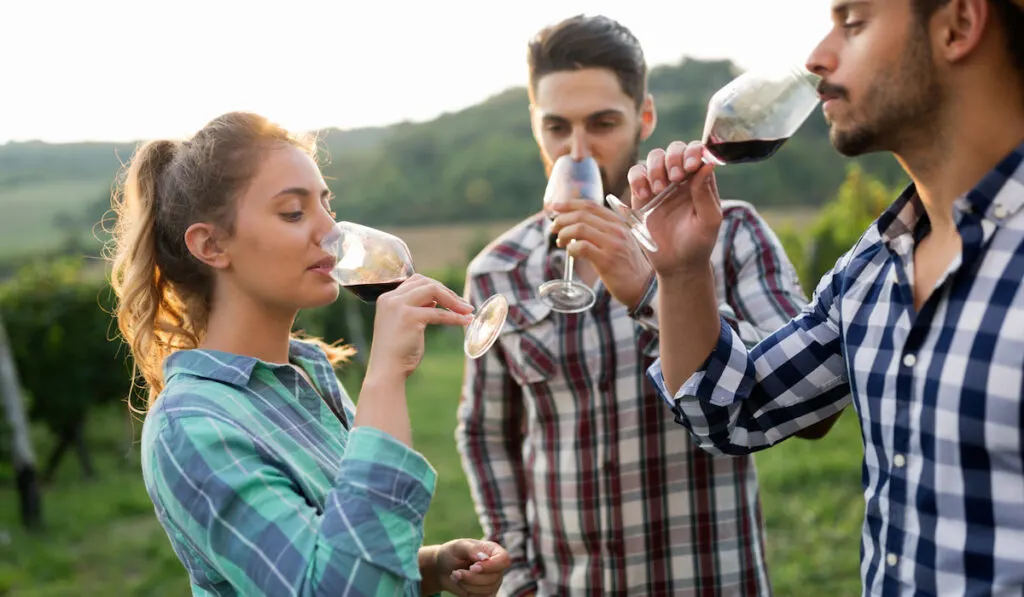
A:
530,67,655,198
806,0,944,156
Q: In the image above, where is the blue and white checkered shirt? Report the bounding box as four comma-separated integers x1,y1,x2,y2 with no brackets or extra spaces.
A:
649,141,1024,597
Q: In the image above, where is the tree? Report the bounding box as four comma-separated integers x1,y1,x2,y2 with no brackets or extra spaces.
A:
0,311,42,530
805,163,895,285
774,163,900,292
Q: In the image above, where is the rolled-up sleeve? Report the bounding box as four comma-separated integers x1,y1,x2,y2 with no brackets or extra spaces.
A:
648,251,853,456
144,415,435,596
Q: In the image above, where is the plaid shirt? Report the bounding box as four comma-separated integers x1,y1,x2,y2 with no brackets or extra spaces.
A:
140,340,438,596
456,200,807,596
651,141,1024,596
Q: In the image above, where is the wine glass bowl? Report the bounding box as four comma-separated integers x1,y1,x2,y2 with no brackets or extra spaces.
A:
538,155,603,313
320,221,508,359
320,221,415,300
605,64,822,252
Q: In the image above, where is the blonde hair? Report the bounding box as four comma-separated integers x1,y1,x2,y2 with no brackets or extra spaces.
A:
107,111,354,409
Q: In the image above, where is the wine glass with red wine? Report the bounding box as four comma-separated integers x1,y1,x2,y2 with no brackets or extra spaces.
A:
538,155,603,314
606,64,822,252
320,221,509,360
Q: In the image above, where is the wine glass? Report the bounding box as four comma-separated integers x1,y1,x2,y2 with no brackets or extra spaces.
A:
538,155,603,314
320,221,509,360
606,64,822,252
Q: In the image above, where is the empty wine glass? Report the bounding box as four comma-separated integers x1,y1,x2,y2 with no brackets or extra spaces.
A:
320,221,508,360
606,64,822,252
538,155,603,314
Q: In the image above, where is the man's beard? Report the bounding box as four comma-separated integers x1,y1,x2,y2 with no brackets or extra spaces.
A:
828,23,944,157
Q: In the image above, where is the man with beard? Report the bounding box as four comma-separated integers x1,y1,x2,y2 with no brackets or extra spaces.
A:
627,0,1024,595
455,14,836,597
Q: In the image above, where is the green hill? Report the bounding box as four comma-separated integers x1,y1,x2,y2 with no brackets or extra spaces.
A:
0,57,908,259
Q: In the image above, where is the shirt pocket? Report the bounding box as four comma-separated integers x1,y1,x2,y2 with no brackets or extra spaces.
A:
498,299,558,386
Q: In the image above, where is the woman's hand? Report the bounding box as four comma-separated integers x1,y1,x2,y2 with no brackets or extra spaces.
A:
428,539,511,597
355,274,474,446
366,274,474,379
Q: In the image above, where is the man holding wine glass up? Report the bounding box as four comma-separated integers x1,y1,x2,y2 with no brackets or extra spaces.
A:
456,13,838,597
629,0,1024,595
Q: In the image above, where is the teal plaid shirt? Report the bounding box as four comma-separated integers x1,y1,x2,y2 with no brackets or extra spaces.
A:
140,339,437,596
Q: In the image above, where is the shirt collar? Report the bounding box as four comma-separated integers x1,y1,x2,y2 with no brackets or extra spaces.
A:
877,140,1024,250
162,338,328,388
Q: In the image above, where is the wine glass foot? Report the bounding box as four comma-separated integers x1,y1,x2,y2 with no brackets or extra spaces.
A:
464,293,509,359
605,194,659,252
538,280,596,314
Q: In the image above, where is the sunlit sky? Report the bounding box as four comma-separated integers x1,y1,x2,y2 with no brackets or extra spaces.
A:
0,0,831,144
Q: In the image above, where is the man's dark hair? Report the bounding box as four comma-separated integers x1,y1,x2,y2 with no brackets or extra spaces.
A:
527,14,648,109
912,0,1023,75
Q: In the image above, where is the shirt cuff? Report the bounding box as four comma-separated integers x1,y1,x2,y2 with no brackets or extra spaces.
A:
647,314,753,408
628,273,659,332
341,426,437,518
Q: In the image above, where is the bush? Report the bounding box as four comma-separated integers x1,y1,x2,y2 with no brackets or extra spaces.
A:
0,258,131,479
782,164,899,291
805,163,895,285
0,259,131,432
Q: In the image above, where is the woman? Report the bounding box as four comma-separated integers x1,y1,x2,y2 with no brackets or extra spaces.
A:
108,111,510,596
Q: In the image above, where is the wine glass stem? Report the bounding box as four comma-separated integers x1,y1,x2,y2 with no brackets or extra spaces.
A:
563,251,577,285
637,155,713,219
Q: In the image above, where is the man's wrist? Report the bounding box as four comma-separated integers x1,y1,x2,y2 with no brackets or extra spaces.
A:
657,262,715,294
628,270,657,314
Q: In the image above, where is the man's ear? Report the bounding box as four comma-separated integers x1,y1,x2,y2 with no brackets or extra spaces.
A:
183,222,231,270
639,94,657,142
932,0,991,64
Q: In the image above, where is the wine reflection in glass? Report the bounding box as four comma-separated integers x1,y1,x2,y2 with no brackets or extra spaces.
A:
538,155,603,314
320,221,508,359
605,64,822,252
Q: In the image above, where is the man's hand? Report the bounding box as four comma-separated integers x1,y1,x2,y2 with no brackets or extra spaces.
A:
550,198,653,309
626,141,723,278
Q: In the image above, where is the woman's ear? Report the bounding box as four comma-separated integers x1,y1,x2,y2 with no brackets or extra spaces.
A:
184,222,230,270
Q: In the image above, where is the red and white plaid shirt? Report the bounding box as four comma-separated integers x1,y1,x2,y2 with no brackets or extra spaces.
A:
456,201,807,597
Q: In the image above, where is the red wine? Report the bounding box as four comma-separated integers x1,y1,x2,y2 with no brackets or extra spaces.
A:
706,138,788,165
343,281,403,302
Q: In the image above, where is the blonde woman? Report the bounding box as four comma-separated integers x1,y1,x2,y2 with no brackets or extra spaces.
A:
109,111,509,596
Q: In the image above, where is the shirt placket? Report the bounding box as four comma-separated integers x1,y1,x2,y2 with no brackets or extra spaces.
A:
593,303,625,595
584,310,612,596
876,234,913,590
882,204,986,591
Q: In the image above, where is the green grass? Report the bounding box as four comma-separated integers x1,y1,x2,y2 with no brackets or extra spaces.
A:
755,411,864,596
0,178,110,257
0,333,863,596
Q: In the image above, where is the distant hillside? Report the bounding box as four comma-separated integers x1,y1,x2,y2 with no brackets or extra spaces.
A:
0,57,909,259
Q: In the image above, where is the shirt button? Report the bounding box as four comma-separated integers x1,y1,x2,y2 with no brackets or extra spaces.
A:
893,454,906,468
902,354,916,367
993,203,1008,219
887,553,899,567
639,306,653,317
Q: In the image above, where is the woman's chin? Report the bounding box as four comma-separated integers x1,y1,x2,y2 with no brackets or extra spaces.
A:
299,284,341,310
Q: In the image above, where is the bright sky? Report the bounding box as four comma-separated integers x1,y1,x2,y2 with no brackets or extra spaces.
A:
0,0,831,144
